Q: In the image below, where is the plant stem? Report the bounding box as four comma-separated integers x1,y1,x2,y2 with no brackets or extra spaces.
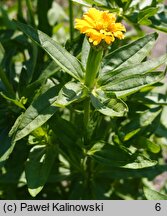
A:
83,46,103,195
37,0,52,36
25,0,35,26
85,47,103,89
84,156,93,197
0,67,15,97
69,0,74,42
17,0,24,21
84,98,90,129
83,47,103,144
84,98,90,145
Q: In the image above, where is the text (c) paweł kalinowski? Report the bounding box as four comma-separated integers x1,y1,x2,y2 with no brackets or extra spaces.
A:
20,202,104,212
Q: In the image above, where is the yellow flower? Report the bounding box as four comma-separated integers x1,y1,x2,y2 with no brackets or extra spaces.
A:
75,8,126,46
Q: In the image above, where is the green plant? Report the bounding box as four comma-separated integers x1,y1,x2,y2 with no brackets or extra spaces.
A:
73,0,167,34
0,0,167,200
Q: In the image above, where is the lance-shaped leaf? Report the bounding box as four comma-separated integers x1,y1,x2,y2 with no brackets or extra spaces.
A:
25,144,57,197
81,37,90,70
14,20,84,81
144,187,167,200
90,88,128,117
96,165,167,180
99,54,167,86
138,7,158,25
102,71,164,97
72,0,107,7
143,92,167,105
102,33,158,72
72,0,92,7
0,92,26,110
9,85,58,142
54,82,88,107
149,6,167,33
88,142,157,169
26,61,60,93
134,137,160,153
121,107,162,141
0,128,15,167
130,91,167,106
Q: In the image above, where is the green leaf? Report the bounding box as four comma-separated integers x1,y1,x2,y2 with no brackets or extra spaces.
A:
0,67,15,97
91,88,128,117
123,157,157,169
49,117,83,169
102,33,158,72
14,20,84,81
72,0,91,6
0,128,15,166
150,20,167,33
101,71,164,97
145,93,167,105
55,82,88,107
149,6,167,33
0,43,5,62
88,142,157,169
9,85,58,142
130,92,167,106
26,61,59,94
135,137,160,153
155,123,167,138
99,54,167,86
144,187,167,200
122,107,162,141
81,37,90,70
87,142,132,165
123,129,141,141
138,7,158,25
0,92,25,110
50,117,80,145
72,0,107,7
25,144,56,197
93,0,107,6
96,165,167,180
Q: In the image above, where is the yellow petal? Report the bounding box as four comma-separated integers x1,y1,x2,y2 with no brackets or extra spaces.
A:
75,8,126,46
105,35,115,44
113,31,125,39
83,14,95,27
86,8,102,21
115,23,126,32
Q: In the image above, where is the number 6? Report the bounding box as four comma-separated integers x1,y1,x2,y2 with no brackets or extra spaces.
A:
155,203,161,211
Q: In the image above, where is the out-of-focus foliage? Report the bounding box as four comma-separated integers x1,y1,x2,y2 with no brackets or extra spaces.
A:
72,0,167,34
0,0,167,200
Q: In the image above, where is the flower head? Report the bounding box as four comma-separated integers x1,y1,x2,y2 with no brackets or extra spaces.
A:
75,8,126,46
